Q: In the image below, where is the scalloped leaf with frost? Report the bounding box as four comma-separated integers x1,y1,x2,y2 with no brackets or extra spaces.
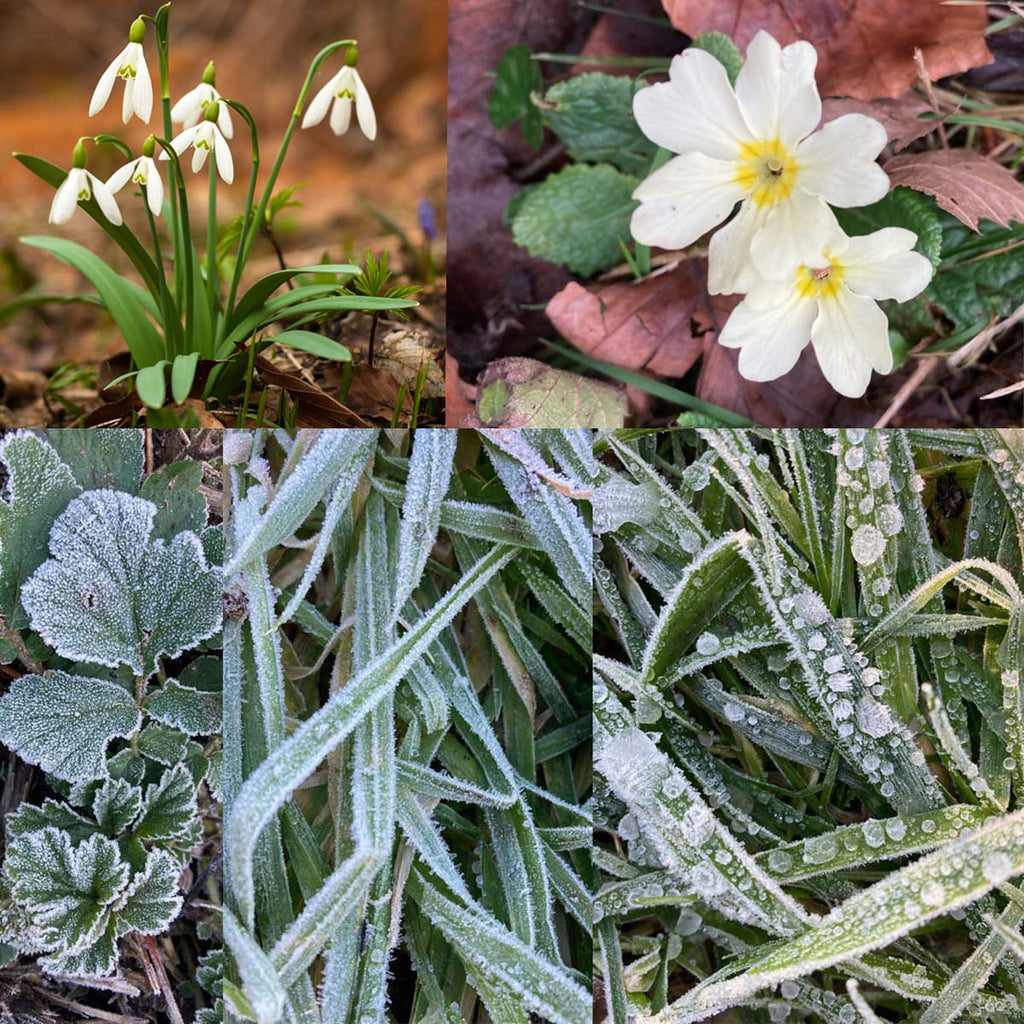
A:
21,490,222,677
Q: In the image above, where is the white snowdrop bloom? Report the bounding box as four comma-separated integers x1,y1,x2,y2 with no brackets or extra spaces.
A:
303,50,376,140
49,146,123,227
630,31,889,294
89,18,153,125
171,62,234,138
106,146,164,217
718,226,932,398
162,107,235,185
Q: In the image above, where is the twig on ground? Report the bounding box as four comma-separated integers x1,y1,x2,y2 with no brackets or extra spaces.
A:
949,301,1024,368
874,349,941,428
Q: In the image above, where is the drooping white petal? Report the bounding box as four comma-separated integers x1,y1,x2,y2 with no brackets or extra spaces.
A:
353,69,377,140
133,47,153,123
719,279,818,382
218,93,235,139
796,113,889,208
630,152,745,250
49,171,85,225
162,124,201,159
841,228,933,302
122,72,136,124
751,189,842,281
89,48,125,117
171,83,205,125
214,128,234,185
192,144,209,174
735,32,820,148
707,200,769,295
811,288,891,397
105,159,139,194
330,94,353,135
142,158,164,216
303,71,343,128
633,49,751,161
89,173,123,226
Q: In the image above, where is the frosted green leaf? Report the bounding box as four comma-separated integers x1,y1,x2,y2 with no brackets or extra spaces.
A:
39,919,118,977
139,460,209,539
133,763,199,845
21,490,222,677
5,799,99,843
111,849,182,936
147,677,222,736
137,721,190,765
0,432,80,624
0,672,141,782
92,778,143,835
38,429,143,493
4,829,129,956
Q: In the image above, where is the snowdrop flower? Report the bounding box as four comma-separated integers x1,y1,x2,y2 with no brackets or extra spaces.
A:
631,31,889,294
171,61,234,139
162,102,234,184
718,227,933,398
49,141,123,226
106,137,164,217
89,16,153,124
302,47,376,139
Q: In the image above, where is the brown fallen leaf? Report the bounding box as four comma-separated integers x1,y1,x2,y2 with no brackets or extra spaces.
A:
471,356,628,427
345,363,414,423
256,355,371,428
821,93,936,153
660,0,992,100
884,150,1024,230
545,261,714,379
374,327,445,399
445,352,479,426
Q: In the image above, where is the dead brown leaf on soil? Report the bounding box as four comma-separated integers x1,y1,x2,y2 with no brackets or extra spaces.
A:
884,149,1024,230
821,93,937,152
660,0,992,100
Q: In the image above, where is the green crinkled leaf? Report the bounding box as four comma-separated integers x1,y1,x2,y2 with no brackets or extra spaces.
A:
106,747,146,786
39,919,118,977
133,763,199,845
147,677,222,736
5,799,100,843
111,849,183,936
137,722,190,766
37,430,144,493
0,672,141,782
690,32,744,84
542,73,657,174
92,778,143,835
834,186,943,269
510,164,639,277
198,947,225,995
489,43,544,149
4,829,129,957
21,490,223,677
0,432,81,624
139,460,209,539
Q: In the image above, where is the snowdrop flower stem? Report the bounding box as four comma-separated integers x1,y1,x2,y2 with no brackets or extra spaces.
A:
207,125,219,333
222,98,263,331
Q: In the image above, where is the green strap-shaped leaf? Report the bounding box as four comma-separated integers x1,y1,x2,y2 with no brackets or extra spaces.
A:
21,490,222,677
223,907,287,1024
653,809,1024,1023
0,672,140,782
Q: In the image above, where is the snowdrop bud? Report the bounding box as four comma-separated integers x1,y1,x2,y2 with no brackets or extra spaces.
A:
204,101,221,124
72,140,88,169
202,61,217,86
142,135,156,158
129,16,146,44
346,45,359,68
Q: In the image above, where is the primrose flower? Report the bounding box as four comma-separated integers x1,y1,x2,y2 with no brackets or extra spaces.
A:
302,47,376,139
630,31,889,295
89,17,153,124
49,142,123,226
162,103,234,184
718,227,933,398
171,61,234,139
106,138,164,217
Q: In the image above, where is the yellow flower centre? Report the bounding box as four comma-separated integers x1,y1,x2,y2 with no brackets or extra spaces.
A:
795,260,846,301
734,138,799,209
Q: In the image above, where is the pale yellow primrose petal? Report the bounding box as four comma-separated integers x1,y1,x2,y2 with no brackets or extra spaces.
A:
796,113,889,207
811,287,892,397
630,152,746,250
841,228,933,302
707,201,768,295
750,187,843,282
734,31,820,149
633,49,750,161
